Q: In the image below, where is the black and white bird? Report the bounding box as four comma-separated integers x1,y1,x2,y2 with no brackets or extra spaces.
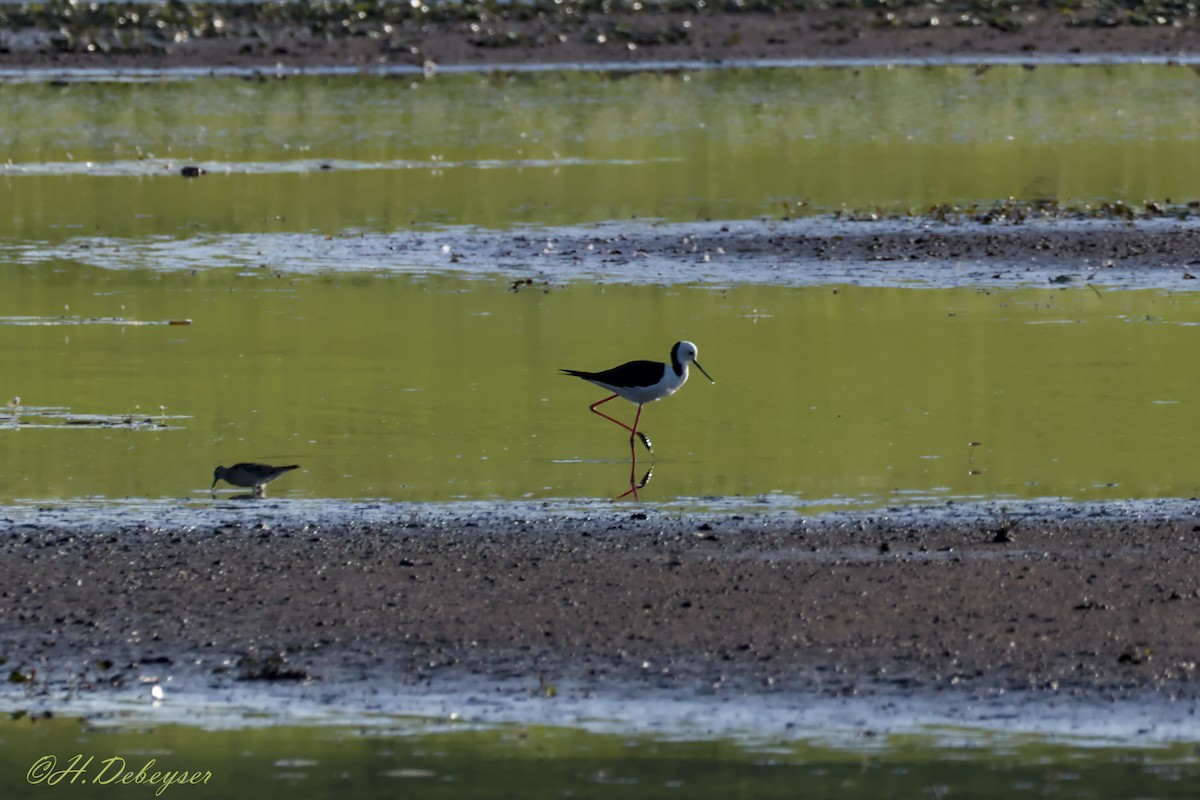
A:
211,462,299,496
561,340,714,453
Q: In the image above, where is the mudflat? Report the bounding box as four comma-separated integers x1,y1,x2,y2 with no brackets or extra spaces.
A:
2,505,1199,705
1,3,1199,71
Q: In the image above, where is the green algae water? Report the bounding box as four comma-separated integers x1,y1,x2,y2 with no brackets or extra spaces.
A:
1,261,1199,509
3,64,1200,509
1,716,1198,800
3,64,1200,237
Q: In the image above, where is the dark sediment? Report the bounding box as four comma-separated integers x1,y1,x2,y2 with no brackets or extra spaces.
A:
2,3,1200,71
441,215,1200,289
2,507,1199,707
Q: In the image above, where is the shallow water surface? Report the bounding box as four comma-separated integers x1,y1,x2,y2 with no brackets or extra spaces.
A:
1,715,1199,800
1,260,1199,509
3,64,1200,237
4,63,1200,510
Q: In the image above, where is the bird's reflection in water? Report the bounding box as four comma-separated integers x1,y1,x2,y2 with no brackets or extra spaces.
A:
615,462,654,501
209,492,266,502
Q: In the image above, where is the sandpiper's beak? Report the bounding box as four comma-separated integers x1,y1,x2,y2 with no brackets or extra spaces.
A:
694,360,715,384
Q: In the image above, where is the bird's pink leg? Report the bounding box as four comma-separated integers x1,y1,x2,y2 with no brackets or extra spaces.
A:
629,403,643,456
588,394,634,433
588,395,652,452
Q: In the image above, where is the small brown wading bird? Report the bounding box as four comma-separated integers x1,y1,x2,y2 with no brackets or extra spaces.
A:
561,340,714,455
211,463,299,497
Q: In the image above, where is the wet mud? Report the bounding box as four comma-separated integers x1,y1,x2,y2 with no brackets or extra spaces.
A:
16,216,1200,290
3,500,1200,732
470,216,1200,289
2,4,1200,72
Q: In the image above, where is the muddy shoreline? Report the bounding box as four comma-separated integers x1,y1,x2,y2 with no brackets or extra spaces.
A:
19,216,1200,291
431,216,1200,289
2,5,1200,72
5,2,1200,732
2,502,1200,723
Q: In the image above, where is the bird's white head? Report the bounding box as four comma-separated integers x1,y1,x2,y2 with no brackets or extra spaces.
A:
672,341,715,383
